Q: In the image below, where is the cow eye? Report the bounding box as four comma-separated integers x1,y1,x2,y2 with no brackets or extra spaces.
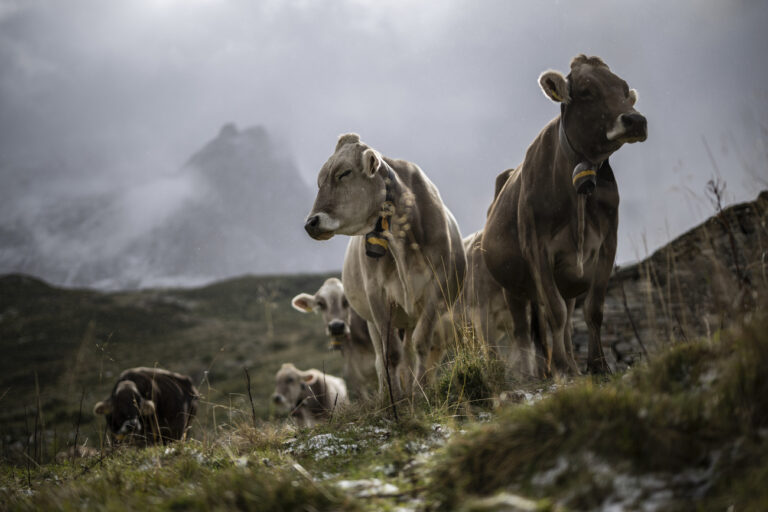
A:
337,169,352,181
342,298,349,308
317,300,327,310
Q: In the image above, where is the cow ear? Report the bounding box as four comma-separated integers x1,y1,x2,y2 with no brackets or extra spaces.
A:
629,88,638,105
538,70,570,104
291,293,316,313
302,373,318,385
93,400,112,415
335,133,360,152
362,148,382,177
140,399,156,416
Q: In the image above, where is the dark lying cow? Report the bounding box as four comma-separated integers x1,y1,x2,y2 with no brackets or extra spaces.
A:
93,367,199,445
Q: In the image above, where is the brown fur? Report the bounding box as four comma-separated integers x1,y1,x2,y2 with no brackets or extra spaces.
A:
93,367,198,444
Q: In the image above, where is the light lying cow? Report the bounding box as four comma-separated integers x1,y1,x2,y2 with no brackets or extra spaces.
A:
291,277,376,397
483,54,648,376
272,363,348,427
304,133,466,398
93,367,199,445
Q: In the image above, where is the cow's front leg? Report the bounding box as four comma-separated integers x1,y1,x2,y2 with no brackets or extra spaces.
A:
366,304,404,400
584,254,614,374
564,298,577,365
532,255,580,377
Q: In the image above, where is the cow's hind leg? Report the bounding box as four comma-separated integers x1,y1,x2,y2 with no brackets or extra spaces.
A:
529,300,551,378
504,292,536,378
411,305,440,394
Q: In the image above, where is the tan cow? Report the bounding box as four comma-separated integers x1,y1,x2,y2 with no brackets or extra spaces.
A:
483,55,648,376
304,134,466,399
271,363,348,427
291,277,376,397
460,231,519,362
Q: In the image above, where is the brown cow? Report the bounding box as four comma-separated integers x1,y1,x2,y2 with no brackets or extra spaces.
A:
304,134,466,398
93,367,199,444
483,55,647,376
291,277,377,397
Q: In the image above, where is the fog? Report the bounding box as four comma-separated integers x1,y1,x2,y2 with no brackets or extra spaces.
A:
1,0,767,288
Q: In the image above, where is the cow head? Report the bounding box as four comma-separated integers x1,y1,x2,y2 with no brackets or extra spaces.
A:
291,277,350,350
271,363,316,412
539,54,647,163
93,380,156,443
304,133,388,240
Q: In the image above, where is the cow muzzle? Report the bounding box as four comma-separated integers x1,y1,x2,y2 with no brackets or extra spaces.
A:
607,112,648,143
304,214,335,240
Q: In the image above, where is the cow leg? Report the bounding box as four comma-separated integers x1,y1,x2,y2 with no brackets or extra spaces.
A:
367,307,405,400
504,292,535,378
584,236,616,375
529,300,552,378
533,268,579,377
343,348,369,401
411,304,440,391
564,298,578,368
366,320,387,395
584,281,612,374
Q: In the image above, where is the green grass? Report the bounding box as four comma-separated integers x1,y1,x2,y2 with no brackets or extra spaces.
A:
428,311,768,510
3,269,768,511
0,273,343,464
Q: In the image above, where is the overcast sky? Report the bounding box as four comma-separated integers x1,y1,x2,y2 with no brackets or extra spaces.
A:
1,0,767,272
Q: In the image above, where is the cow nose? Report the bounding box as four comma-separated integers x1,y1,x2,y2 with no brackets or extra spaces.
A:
305,215,320,236
328,320,346,336
621,113,647,134
272,393,282,404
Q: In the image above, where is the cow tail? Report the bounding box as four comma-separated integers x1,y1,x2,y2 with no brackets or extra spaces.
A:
576,194,586,277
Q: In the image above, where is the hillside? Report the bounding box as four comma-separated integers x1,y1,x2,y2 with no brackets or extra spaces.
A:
0,272,344,454
573,190,768,369
1,191,766,511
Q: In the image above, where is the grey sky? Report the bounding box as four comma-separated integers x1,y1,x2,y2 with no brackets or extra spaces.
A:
1,0,767,279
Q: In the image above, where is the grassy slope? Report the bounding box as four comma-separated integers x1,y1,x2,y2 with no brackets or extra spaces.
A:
2,271,767,511
429,312,768,511
0,273,345,454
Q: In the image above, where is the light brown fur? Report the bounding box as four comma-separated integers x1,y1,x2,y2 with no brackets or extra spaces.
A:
304,134,466,398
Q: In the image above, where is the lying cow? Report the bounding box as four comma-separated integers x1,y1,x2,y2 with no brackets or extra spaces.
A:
483,54,648,376
93,367,199,445
304,133,466,399
272,363,348,427
291,277,376,397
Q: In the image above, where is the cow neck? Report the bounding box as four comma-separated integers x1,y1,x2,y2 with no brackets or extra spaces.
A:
559,103,609,197
364,164,399,259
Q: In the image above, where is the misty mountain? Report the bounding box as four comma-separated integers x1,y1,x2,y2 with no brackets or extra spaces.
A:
0,124,345,289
